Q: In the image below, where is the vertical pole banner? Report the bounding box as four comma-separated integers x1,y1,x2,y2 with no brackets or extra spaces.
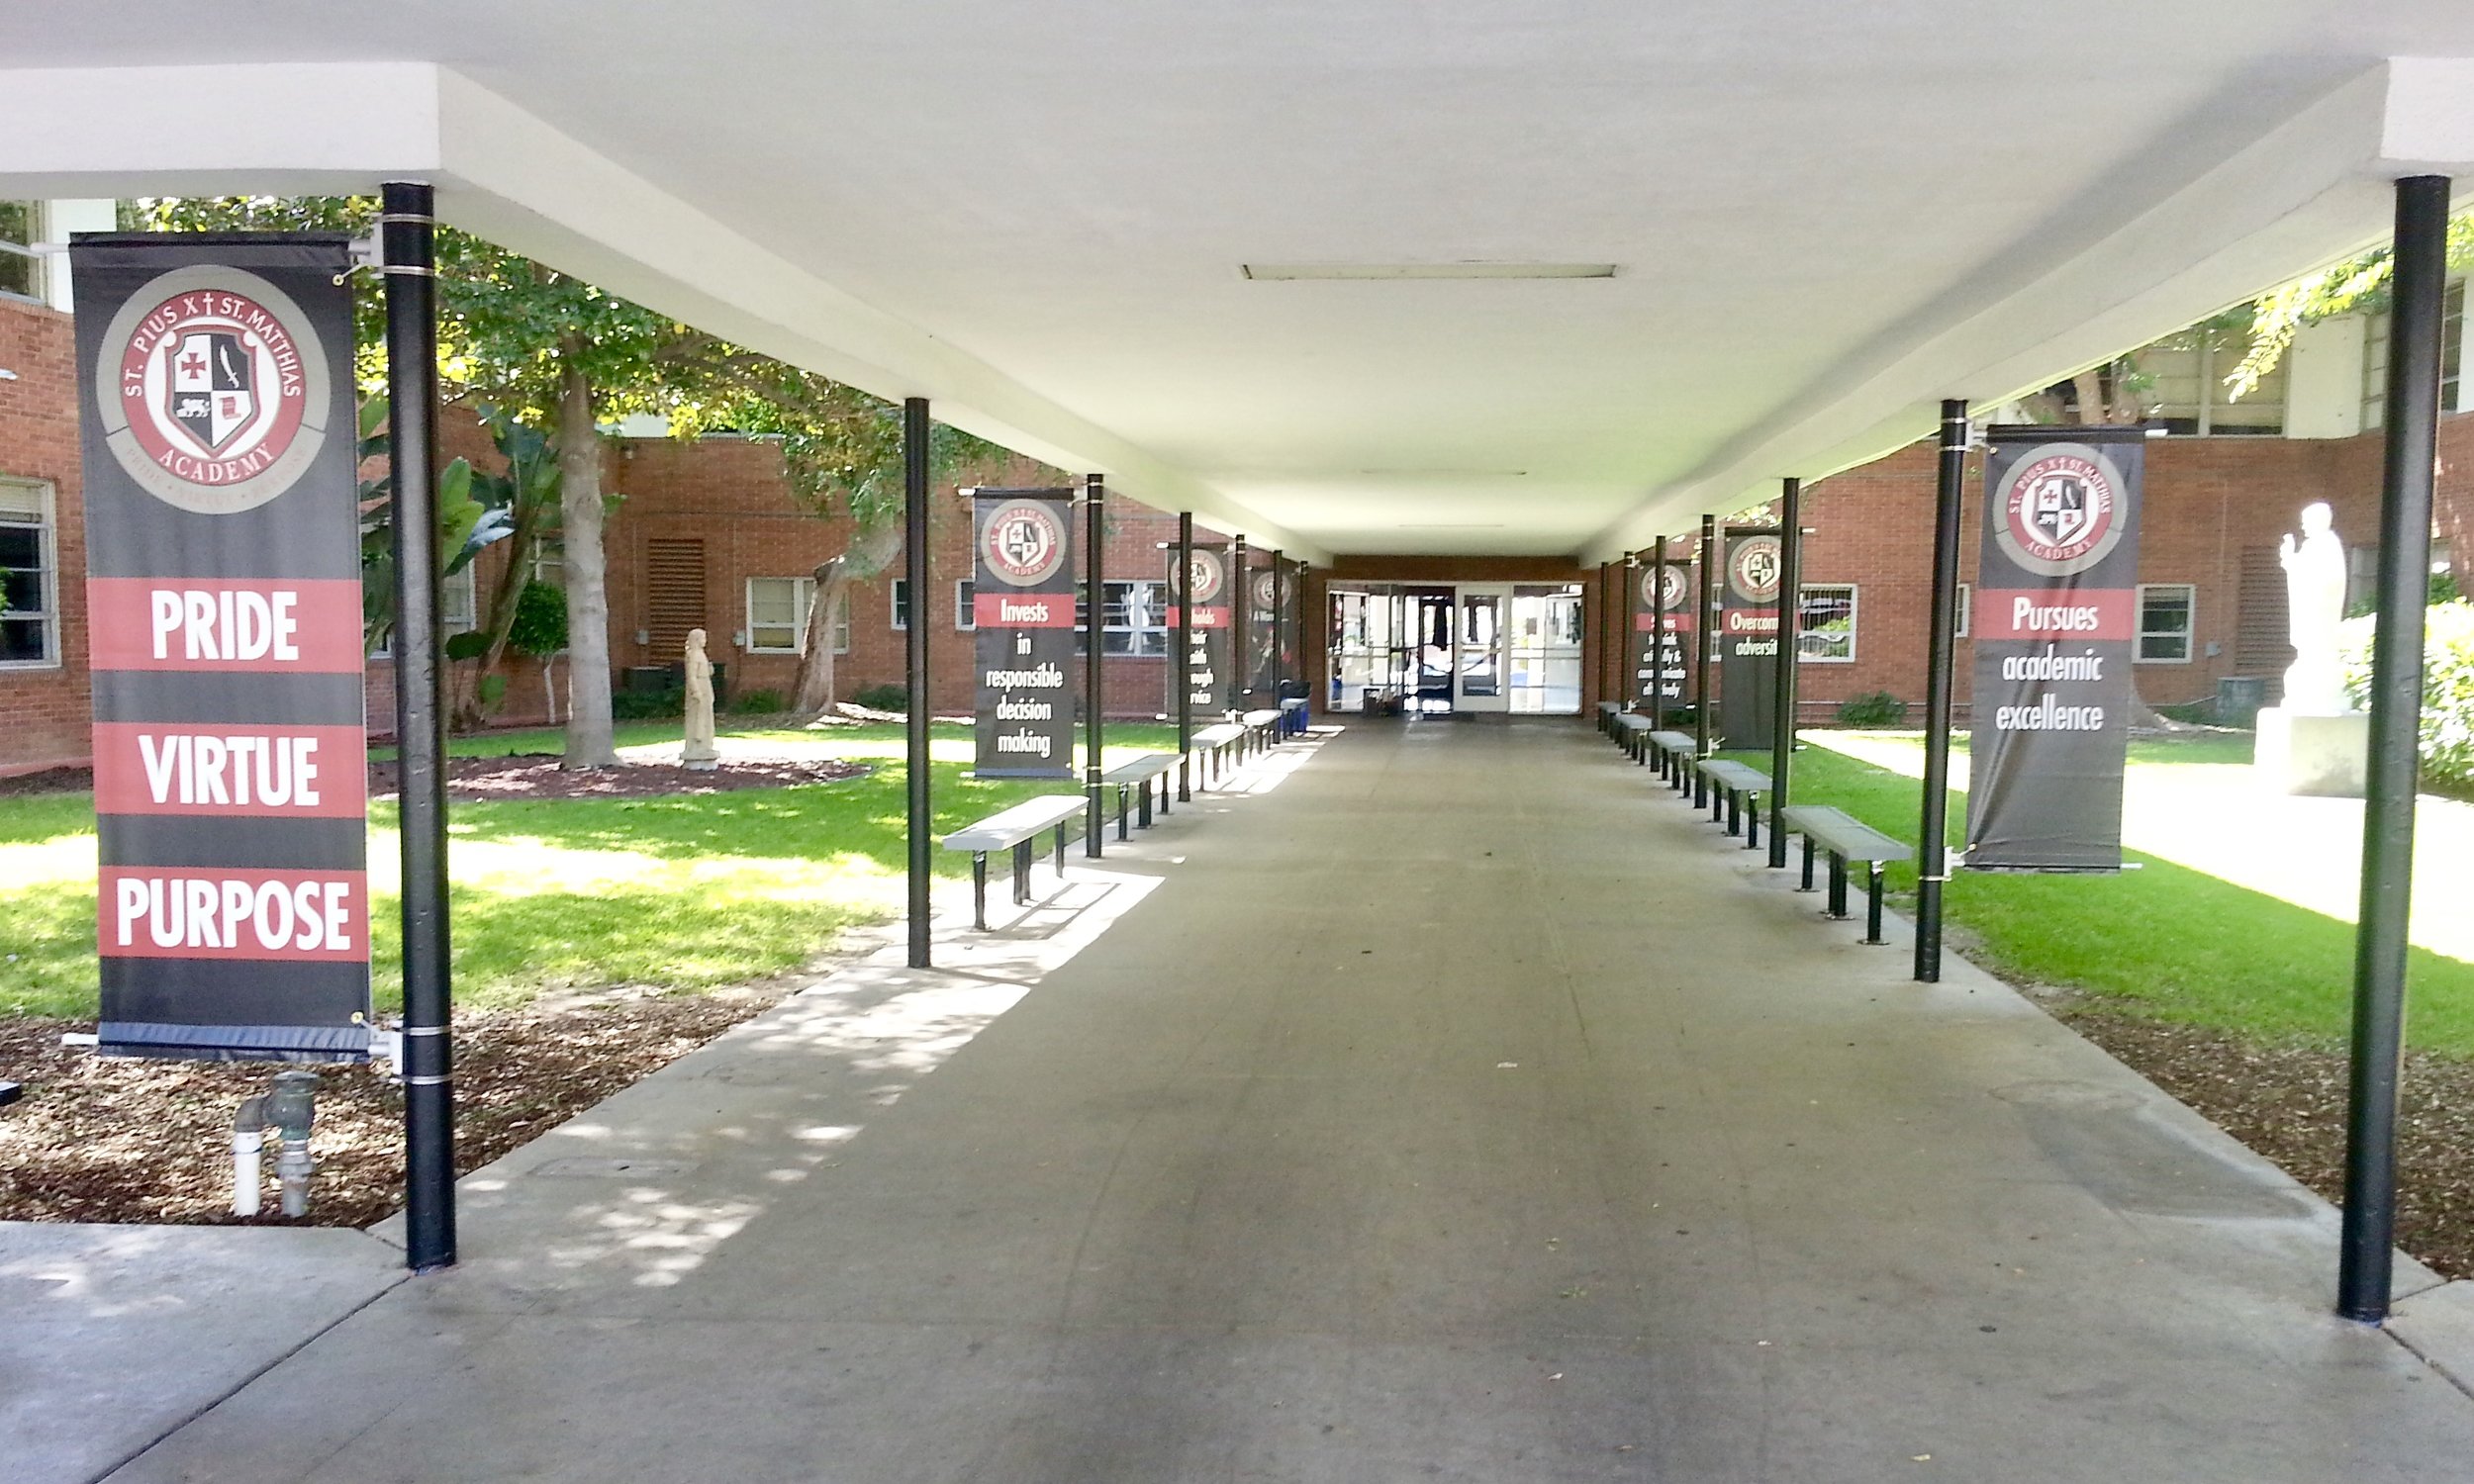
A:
1718,527,1782,749
1246,558,1279,702
74,233,370,1061
972,487,1077,778
1166,544,1232,715
1965,427,2145,871
1633,560,1694,707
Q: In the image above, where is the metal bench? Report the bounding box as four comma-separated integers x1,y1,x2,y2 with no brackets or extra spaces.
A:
1241,707,1283,757
1695,759,1771,848
1190,720,1244,786
942,794,1090,929
1650,731,1697,788
1778,804,1913,945
1596,700,1621,736
1612,711,1656,764
1101,752,1179,838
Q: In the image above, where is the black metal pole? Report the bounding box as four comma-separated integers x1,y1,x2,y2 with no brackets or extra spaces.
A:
1916,400,1969,983
1177,510,1193,799
904,398,932,969
1768,478,1802,869
1231,534,1250,714
382,181,454,1274
1085,473,1105,857
1649,538,1668,733
2338,174,2451,1325
1693,515,1717,760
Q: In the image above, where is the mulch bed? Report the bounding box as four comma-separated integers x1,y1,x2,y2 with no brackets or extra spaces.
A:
367,753,868,802
0,985,791,1227
2042,989,2474,1280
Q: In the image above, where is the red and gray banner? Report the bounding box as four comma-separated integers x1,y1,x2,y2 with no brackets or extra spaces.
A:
972,488,1078,779
73,233,370,1061
1718,527,1782,748
1965,427,2146,872
1167,544,1231,715
1631,559,1693,707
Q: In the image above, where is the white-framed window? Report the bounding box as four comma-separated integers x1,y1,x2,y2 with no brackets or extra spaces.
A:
1796,584,1856,663
955,579,976,630
746,576,816,654
2137,584,2195,663
0,203,42,305
1954,582,1971,639
891,578,910,631
2445,282,2466,415
531,536,566,589
0,478,58,667
2142,325,2285,436
1074,579,1171,657
440,564,478,634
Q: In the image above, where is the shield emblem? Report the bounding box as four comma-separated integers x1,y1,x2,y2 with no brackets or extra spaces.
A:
999,515,1049,569
167,331,254,455
2027,472,2089,548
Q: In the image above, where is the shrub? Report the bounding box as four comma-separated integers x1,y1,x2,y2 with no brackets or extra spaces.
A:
1836,691,1907,728
2340,599,2474,789
611,688,685,720
853,682,909,712
506,580,568,658
731,688,787,715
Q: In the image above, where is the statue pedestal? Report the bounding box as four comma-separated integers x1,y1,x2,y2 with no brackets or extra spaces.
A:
2254,707,2368,797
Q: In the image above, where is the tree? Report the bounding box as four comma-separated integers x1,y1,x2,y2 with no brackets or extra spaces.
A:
2226,213,2474,399
136,196,996,757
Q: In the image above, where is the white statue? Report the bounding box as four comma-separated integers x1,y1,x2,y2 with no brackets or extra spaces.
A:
2278,502,2349,715
681,627,719,770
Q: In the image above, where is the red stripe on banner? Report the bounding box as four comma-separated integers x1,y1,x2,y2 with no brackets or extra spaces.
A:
1974,588,2135,641
973,592,1078,628
1165,606,1230,629
98,868,368,962
91,723,367,818
1635,613,1696,632
86,578,366,673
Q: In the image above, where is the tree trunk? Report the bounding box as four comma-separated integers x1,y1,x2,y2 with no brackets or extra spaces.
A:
555,344,619,768
449,511,541,730
790,555,849,716
2072,368,2109,427
789,517,907,718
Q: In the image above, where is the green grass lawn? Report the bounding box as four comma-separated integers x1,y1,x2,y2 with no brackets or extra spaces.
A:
0,720,1180,1021
1720,736,2474,1058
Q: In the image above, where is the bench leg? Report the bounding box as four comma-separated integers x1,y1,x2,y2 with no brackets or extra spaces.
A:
1053,821,1066,878
1117,783,1131,841
1863,863,1887,945
1725,788,1741,836
1827,852,1850,920
1013,840,1033,906
1178,755,1190,802
1745,797,1760,850
972,854,989,930
1693,768,1708,810
1156,774,1169,818
1800,834,1817,891
1140,778,1156,827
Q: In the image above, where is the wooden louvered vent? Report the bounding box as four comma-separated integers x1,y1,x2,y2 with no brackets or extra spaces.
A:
645,538,709,658
2234,544,2292,704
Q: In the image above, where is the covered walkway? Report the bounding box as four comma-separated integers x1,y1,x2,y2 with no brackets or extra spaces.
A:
62,718,2474,1481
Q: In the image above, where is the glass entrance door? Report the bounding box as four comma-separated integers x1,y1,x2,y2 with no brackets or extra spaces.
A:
1507,586,1584,713
1457,586,1509,713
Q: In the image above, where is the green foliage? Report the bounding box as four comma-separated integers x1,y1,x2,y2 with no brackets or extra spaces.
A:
730,689,788,714
355,396,497,655
476,673,509,708
2340,599,2474,790
2230,210,2474,398
506,580,569,657
853,683,910,712
611,688,686,720
1835,691,1908,727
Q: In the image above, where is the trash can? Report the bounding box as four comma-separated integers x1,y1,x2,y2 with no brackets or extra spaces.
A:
2217,676,2266,728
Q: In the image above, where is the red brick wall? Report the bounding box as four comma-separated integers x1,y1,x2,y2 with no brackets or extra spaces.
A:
0,299,89,774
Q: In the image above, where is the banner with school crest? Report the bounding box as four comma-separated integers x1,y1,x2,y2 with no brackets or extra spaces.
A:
73,232,371,1062
1167,543,1232,714
1632,558,1694,707
1718,527,1782,748
1965,426,2145,872
971,487,1078,779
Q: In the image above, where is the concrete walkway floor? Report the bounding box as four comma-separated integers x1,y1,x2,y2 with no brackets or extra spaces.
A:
30,716,2474,1482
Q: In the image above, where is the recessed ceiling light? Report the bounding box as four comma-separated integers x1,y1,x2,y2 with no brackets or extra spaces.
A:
1240,263,1617,281
1396,522,1508,529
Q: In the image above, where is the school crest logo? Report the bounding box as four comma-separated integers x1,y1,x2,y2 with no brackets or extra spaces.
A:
1994,445,2126,577
1727,534,1783,604
981,500,1069,587
1185,551,1224,605
1252,572,1278,610
96,266,331,515
1642,563,1689,611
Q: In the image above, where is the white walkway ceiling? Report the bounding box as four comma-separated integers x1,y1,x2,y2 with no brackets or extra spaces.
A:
12,4,2474,562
